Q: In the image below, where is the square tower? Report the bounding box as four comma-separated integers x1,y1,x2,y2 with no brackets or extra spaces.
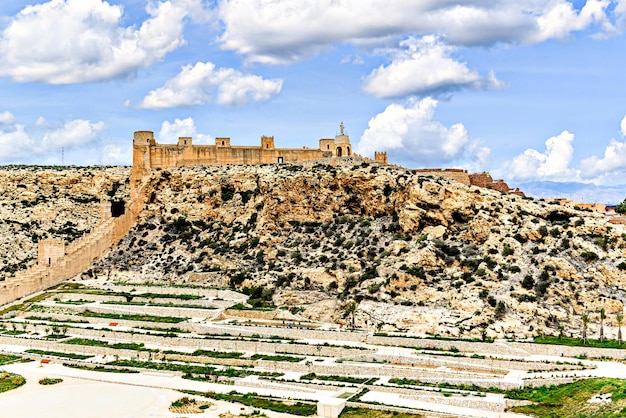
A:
261,135,275,149
216,137,231,147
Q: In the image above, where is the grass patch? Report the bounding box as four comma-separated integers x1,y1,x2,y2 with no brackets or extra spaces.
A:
107,359,252,377
0,372,26,393
534,335,626,349
506,378,626,417
0,354,24,365
63,338,155,351
300,373,368,384
204,391,316,416
63,363,139,373
339,407,423,418
56,299,94,305
389,378,502,394
80,310,187,323
169,397,210,414
26,349,91,360
250,354,304,362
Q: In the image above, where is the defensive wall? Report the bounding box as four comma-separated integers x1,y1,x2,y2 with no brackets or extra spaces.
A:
131,124,388,183
0,185,147,307
412,168,525,196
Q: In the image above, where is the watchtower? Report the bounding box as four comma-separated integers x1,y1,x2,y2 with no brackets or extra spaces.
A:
133,131,155,146
177,137,192,147
261,135,275,149
374,152,388,164
216,137,231,147
38,239,65,266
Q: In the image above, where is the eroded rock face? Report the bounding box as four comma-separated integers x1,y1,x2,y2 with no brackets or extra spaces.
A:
3,161,626,339
0,166,130,277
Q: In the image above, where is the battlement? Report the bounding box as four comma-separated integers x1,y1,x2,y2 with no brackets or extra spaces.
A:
374,152,388,164
129,123,391,182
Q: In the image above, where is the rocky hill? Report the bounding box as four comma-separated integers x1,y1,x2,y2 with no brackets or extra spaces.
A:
0,166,130,279
2,161,626,339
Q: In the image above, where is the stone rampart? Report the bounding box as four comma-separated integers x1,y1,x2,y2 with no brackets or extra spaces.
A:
412,169,471,185
0,187,146,307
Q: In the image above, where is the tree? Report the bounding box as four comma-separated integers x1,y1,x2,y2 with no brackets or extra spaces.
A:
618,312,624,345
599,308,606,342
616,199,626,214
581,313,589,345
344,300,357,329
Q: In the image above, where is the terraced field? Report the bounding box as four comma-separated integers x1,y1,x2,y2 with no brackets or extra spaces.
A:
0,278,625,417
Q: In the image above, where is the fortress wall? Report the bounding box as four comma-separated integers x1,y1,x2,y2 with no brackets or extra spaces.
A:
412,169,471,185
0,186,147,307
142,144,327,169
468,173,493,188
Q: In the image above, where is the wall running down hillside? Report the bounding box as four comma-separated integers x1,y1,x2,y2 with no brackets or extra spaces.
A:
0,187,145,306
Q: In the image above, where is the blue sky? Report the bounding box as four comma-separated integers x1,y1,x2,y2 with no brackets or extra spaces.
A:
1,0,626,200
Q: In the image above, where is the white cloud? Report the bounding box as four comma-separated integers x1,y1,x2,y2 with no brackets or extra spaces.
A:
621,114,626,136
0,117,105,162
35,116,49,127
0,111,15,125
41,119,105,149
356,97,489,168
216,1,613,64
158,117,213,144
363,36,502,98
139,62,283,109
0,0,207,84
496,131,578,181
533,0,612,42
579,138,626,180
101,143,131,165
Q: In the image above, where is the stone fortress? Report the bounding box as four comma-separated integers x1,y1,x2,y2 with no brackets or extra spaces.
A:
1,123,521,307
132,122,388,181
132,122,521,195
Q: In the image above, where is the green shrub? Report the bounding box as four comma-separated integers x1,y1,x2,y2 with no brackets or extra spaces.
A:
580,251,599,262
39,377,63,385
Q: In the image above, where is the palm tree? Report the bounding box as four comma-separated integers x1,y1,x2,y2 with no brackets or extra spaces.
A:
582,313,589,345
344,301,357,330
599,308,606,342
617,312,623,345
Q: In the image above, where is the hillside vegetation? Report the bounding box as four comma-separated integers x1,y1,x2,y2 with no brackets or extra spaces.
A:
0,166,129,280
90,161,626,339
1,161,626,339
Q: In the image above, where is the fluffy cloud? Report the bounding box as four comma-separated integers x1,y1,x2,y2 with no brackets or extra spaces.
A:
216,1,613,64
0,111,15,125
533,0,613,41
363,36,502,98
138,62,283,109
621,114,626,136
496,131,578,181
158,117,212,144
579,139,626,181
357,97,490,169
0,0,207,84
0,117,105,162
101,143,131,166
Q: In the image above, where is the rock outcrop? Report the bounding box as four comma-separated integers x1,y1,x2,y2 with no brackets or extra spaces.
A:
2,161,626,339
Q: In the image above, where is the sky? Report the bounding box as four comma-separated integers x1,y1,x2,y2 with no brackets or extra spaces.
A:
1,0,626,202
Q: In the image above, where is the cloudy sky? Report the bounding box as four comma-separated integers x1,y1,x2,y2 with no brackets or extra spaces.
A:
1,0,626,200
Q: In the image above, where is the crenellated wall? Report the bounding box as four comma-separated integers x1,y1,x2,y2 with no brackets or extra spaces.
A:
0,186,147,307
130,128,367,183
